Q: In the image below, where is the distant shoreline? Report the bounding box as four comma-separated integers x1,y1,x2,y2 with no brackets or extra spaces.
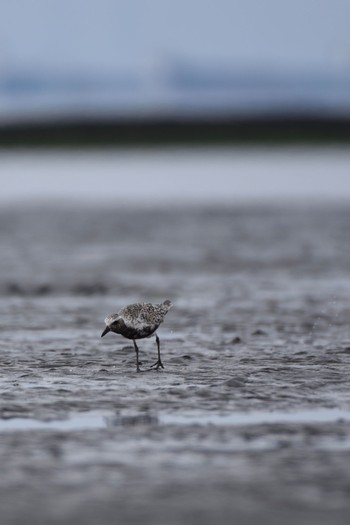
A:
1,114,350,147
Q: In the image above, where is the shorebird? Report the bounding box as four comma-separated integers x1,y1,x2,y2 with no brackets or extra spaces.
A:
101,300,173,372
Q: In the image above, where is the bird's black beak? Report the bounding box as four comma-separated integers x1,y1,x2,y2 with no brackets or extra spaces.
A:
101,326,110,338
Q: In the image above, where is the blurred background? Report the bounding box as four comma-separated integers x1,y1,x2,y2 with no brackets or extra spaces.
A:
1,0,350,123
0,0,350,203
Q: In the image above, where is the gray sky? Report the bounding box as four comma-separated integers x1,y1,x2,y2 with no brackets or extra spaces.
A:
1,0,350,73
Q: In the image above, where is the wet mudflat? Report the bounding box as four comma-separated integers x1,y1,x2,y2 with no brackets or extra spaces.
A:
1,204,350,524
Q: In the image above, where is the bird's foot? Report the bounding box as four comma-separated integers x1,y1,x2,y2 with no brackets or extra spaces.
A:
148,360,164,370
136,361,143,373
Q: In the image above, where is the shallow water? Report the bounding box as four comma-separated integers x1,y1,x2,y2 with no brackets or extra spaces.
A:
2,407,350,432
2,202,350,524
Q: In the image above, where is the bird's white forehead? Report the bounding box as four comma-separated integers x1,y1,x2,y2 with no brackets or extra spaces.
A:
105,314,119,325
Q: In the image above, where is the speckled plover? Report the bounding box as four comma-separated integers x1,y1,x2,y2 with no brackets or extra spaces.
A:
101,300,173,372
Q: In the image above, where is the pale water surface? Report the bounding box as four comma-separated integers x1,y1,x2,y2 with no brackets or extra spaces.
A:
1,146,350,204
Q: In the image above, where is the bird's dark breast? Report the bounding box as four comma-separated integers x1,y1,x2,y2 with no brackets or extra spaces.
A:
110,319,158,340
118,326,158,340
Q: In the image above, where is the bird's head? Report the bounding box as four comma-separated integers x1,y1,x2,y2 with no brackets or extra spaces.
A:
101,313,119,337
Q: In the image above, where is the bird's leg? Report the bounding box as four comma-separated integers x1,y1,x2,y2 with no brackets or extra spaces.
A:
149,334,164,370
133,339,141,373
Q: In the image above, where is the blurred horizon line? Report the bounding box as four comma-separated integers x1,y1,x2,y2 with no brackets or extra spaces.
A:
1,114,350,147
1,59,350,124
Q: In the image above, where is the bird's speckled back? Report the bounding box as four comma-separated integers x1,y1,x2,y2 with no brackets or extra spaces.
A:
104,300,173,329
